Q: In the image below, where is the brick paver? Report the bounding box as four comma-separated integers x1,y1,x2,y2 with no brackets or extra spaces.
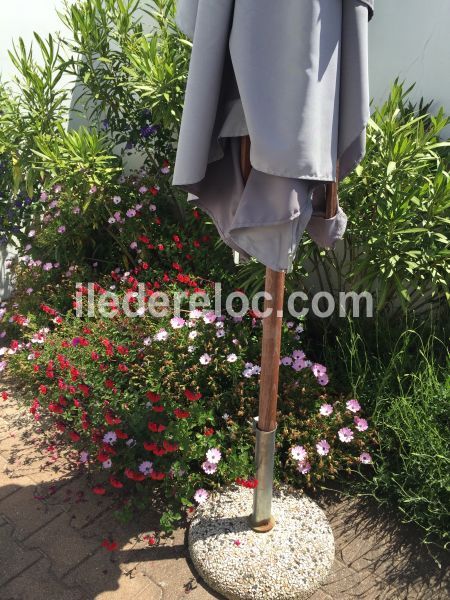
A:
0,375,448,599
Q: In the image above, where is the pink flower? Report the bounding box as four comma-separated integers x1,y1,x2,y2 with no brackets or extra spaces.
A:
79,451,89,463
226,353,237,363
194,488,209,504
206,448,221,464
290,445,307,462
359,452,372,464
202,461,217,475
319,403,333,416
311,363,327,377
316,439,330,456
57,225,66,234
354,417,368,432
154,329,168,341
102,459,112,469
170,316,185,329
292,349,305,360
338,427,354,443
297,461,311,475
203,311,217,324
199,353,211,365
346,399,361,413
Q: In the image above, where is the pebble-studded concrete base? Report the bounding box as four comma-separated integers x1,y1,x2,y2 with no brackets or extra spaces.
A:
189,486,334,600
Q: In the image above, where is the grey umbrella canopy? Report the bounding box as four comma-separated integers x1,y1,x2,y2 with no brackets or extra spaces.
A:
172,0,374,272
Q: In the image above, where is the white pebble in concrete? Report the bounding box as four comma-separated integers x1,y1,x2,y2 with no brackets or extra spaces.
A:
189,486,334,600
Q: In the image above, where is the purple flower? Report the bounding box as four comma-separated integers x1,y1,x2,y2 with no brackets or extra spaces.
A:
297,461,311,475
202,461,217,475
319,403,333,416
338,427,354,443
346,399,361,413
57,225,66,234
281,356,293,366
291,445,307,462
194,488,209,504
317,373,329,386
103,431,117,445
140,124,158,138
359,452,372,464
139,461,153,475
354,417,368,432
311,362,327,377
316,439,330,456
199,353,211,365
206,448,221,464
226,353,237,363
154,329,168,341
170,316,185,329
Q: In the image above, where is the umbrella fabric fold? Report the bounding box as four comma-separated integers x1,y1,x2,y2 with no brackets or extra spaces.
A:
173,0,374,272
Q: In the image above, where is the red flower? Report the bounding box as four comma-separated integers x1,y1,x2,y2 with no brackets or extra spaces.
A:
150,470,165,481
68,431,81,442
235,477,259,489
143,441,157,452
173,408,190,419
38,384,48,395
115,429,128,440
101,539,118,551
109,475,124,489
92,485,106,495
184,389,202,402
162,440,179,453
151,405,164,413
146,391,161,402
105,412,121,426
148,422,166,433
204,427,215,437
97,451,110,463
124,468,146,482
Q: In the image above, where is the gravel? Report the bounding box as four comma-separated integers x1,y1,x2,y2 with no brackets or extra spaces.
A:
189,485,335,600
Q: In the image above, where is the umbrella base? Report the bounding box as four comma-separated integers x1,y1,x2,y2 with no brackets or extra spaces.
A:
189,485,334,600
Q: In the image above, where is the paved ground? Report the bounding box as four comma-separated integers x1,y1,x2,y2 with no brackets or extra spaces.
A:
0,375,448,600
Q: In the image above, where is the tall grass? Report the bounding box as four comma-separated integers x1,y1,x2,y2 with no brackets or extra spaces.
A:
308,313,449,551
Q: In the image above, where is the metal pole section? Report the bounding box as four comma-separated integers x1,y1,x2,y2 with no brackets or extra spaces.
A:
251,267,285,531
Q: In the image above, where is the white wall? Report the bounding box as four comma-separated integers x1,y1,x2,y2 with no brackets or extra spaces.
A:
0,0,67,83
369,0,450,136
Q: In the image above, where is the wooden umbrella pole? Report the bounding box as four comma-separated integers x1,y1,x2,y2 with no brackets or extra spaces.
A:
239,136,338,531
240,135,284,530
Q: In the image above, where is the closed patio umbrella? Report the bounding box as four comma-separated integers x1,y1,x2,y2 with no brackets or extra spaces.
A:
173,0,374,532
